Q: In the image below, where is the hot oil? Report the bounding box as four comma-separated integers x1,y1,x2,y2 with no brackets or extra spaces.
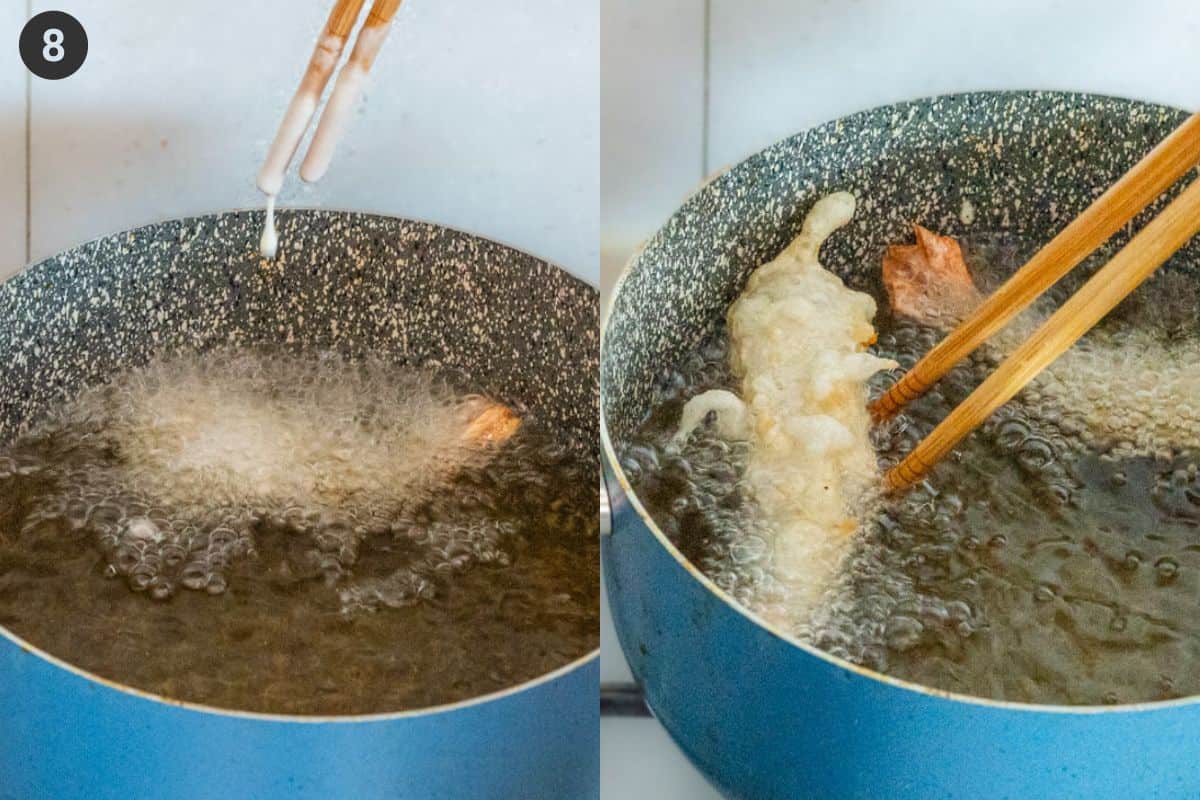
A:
0,349,598,715
624,233,1200,705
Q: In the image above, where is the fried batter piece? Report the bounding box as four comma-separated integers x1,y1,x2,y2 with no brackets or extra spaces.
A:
882,224,981,327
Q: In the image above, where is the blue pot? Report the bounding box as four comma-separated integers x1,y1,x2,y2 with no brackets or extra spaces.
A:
0,633,598,800
603,456,1198,799
600,92,1200,799
0,210,601,800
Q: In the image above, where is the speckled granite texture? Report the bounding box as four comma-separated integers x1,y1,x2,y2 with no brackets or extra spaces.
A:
602,91,1198,443
0,210,598,445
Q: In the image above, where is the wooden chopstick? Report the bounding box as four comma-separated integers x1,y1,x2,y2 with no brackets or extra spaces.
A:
365,0,404,25
884,174,1200,492
257,0,369,196
870,111,1200,423
327,0,370,36
299,0,405,183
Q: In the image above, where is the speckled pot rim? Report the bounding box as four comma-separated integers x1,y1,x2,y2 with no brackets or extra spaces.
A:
1,210,599,722
601,88,1200,715
20,204,598,291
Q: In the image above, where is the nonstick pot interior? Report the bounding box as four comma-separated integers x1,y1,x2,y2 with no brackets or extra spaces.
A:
602,91,1197,451
0,209,598,446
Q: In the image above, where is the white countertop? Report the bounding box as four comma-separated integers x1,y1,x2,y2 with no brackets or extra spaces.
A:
600,1,1200,796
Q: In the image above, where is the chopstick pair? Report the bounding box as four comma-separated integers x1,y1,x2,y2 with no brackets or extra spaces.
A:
257,0,404,198
877,112,1200,492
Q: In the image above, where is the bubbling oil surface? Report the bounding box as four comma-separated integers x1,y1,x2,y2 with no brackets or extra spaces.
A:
0,349,598,715
624,234,1200,705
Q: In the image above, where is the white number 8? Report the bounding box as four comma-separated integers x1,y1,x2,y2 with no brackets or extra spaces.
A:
43,28,64,63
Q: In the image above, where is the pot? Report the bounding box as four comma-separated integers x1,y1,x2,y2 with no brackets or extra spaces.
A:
0,209,599,800
601,91,1200,799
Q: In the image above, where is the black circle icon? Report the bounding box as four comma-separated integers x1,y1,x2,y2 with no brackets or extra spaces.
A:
19,11,87,80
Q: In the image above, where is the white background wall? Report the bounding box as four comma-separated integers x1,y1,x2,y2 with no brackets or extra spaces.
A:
1,0,598,283
600,1,1200,798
